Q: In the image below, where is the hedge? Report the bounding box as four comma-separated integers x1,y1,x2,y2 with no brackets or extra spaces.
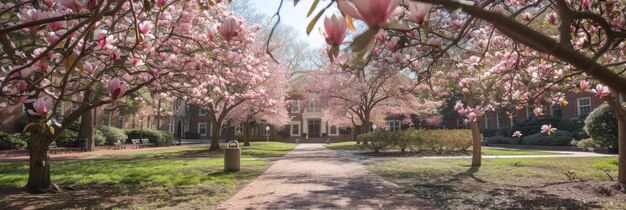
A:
584,104,619,153
484,135,519,145
356,129,472,153
185,132,201,139
125,129,175,146
521,130,574,146
510,116,560,137
98,126,128,145
0,132,28,150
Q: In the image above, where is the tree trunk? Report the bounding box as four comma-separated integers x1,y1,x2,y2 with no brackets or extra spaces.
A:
362,115,370,145
243,121,251,146
210,120,220,150
27,131,52,193
466,96,482,168
78,110,95,151
605,95,626,186
354,125,362,144
469,119,482,167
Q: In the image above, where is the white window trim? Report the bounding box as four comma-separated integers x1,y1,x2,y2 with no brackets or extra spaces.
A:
388,120,402,131
484,114,490,129
290,122,301,136
496,112,502,128
526,106,534,119
199,109,207,116
291,100,300,113
577,97,591,116
329,125,339,136
551,105,562,118
198,122,208,136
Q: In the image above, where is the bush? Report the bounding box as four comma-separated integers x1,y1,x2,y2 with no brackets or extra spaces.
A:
125,129,174,146
558,118,587,140
584,104,619,153
481,129,498,138
277,127,290,138
521,130,573,146
185,132,201,139
339,127,352,135
395,129,415,152
0,132,28,150
495,128,511,137
94,129,106,146
98,126,128,145
576,138,598,151
56,129,79,147
358,131,394,153
511,116,561,136
485,135,519,145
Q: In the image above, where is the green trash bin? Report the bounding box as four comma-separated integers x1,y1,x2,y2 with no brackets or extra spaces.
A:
224,140,241,172
79,138,88,152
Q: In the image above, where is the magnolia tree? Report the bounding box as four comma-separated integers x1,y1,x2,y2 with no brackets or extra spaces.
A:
0,0,237,192
162,11,285,150
226,63,291,146
302,49,442,144
297,0,626,184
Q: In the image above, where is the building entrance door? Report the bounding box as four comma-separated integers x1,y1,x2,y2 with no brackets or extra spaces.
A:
308,119,321,137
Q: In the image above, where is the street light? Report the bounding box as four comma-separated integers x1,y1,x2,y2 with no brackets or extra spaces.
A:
372,124,377,132
265,126,270,142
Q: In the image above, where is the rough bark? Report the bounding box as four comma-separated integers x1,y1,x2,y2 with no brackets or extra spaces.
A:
354,125,362,144
26,131,53,193
77,110,94,151
605,95,626,186
243,121,251,146
362,115,370,145
466,96,482,167
210,120,220,150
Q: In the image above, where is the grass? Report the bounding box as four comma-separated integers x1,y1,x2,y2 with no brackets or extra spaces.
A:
87,141,297,159
366,157,621,209
0,142,296,209
325,141,561,155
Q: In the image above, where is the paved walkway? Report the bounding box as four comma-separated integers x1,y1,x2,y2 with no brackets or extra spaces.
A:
218,144,436,210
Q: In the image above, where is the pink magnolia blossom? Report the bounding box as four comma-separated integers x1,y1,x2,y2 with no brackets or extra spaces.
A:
522,12,532,21
108,78,128,100
579,80,589,91
407,2,432,23
28,98,52,117
540,124,557,135
337,0,402,27
512,131,522,138
546,12,558,24
156,0,167,7
323,15,348,46
138,21,151,34
0,102,6,109
59,0,84,12
592,84,610,97
219,18,239,41
533,107,543,116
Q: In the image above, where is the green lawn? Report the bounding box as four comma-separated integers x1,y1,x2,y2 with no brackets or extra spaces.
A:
366,157,621,209
87,141,297,159
0,142,296,209
325,141,560,155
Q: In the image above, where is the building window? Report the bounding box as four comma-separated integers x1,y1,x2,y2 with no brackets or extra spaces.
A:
510,111,517,127
117,116,126,128
388,120,402,131
291,123,300,136
291,100,300,113
496,110,507,128
168,117,175,133
526,106,535,119
457,118,467,129
199,109,208,116
577,97,591,116
551,105,562,118
103,110,112,126
484,114,490,129
198,122,207,136
330,125,338,135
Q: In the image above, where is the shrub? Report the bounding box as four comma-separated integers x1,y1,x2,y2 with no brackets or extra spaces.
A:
485,135,519,145
495,128,511,137
558,118,587,140
56,129,79,147
584,104,618,153
185,132,201,139
158,131,175,146
511,116,560,136
0,132,28,150
277,127,290,138
576,138,598,151
98,126,128,145
395,129,414,152
365,131,395,153
339,127,352,135
481,129,498,138
521,130,573,146
94,129,106,146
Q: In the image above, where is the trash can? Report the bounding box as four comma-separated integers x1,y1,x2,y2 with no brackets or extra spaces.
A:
224,140,241,172
79,138,88,152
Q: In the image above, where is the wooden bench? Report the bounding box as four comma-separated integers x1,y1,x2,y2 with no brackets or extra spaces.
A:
113,140,125,150
131,139,141,148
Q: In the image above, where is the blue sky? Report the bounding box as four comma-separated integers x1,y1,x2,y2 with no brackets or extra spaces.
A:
249,0,339,48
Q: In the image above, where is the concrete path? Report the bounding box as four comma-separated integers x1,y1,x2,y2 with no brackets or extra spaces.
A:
218,144,436,210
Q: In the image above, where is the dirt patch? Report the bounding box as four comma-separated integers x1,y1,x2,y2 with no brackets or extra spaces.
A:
409,178,625,209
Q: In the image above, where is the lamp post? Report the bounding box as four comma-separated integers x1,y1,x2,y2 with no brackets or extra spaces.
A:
372,124,377,132
265,126,270,142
